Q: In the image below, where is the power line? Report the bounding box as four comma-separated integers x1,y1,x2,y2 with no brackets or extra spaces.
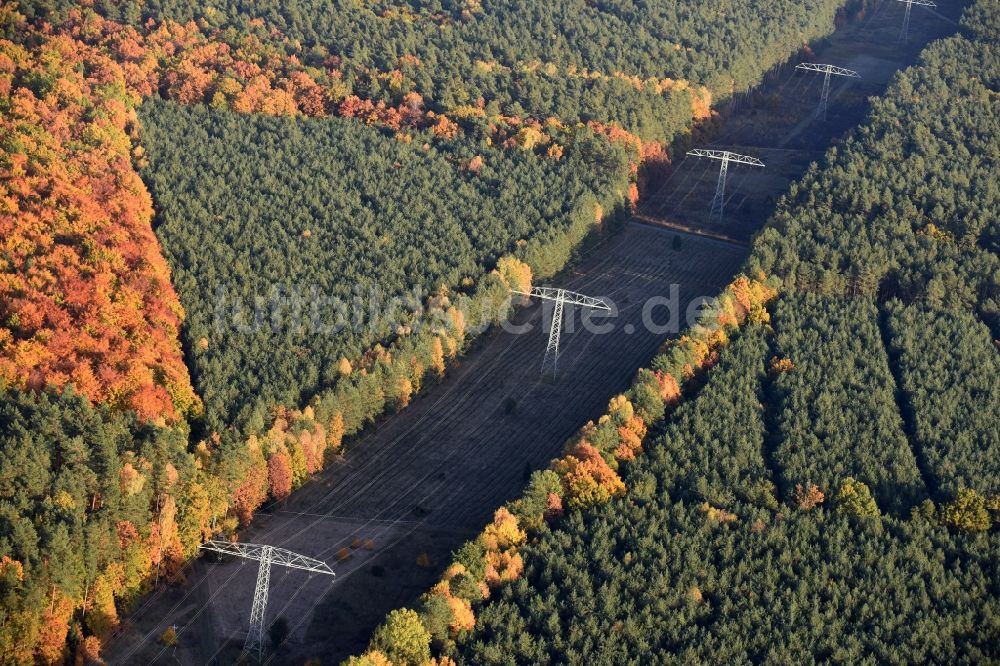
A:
685,149,765,223
199,541,334,661
129,239,662,663
636,156,692,215
512,287,611,377
660,157,714,211
672,157,717,210
794,63,861,121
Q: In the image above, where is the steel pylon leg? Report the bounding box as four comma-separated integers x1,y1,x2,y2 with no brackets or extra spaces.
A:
541,290,564,377
899,2,912,42
244,546,273,660
710,157,729,222
819,71,832,121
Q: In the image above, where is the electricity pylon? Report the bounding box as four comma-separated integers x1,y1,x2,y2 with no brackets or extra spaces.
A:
897,0,936,42
795,63,861,121
512,286,611,377
200,540,335,661
685,149,765,223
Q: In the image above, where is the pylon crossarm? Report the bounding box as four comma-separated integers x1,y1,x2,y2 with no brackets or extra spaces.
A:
686,148,765,222
795,63,861,78
794,63,861,121
511,287,611,311
511,285,609,378
896,0,936,7
685,149,765,168
200,540,335,575
198,541,334,659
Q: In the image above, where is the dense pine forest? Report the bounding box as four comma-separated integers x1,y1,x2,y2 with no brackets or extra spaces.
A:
769,295,923,514
1,0,998,662
459,329,999,663
884,302,1000,498
138,100,630,430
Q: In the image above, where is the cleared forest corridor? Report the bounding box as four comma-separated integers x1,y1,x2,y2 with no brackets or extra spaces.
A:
105,3,961,663
110,225,747,664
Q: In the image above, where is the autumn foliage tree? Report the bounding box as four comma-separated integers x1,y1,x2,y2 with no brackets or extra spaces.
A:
793,483,825,511
0,19,199,424
267,451,293,501
552,443,627,510
938,488,992,532
368,608,432,666
835,478,880,519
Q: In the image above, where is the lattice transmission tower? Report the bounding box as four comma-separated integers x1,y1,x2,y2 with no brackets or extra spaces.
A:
795,63,861,121
897,0,937,42
685,149,764,223
200,540,335,661
512,286,611,378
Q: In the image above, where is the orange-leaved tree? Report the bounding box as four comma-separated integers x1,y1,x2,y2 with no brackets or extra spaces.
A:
0,29,199,424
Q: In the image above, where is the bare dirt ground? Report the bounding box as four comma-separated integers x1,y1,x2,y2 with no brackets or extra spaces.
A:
104,2,963,664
